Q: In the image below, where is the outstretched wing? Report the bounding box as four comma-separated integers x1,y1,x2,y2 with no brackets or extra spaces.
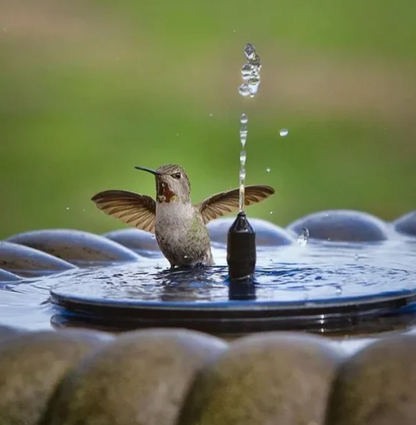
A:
196,185,275,225
91,190,156,233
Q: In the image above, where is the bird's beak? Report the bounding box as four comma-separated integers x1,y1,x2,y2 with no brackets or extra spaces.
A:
134,166,160,176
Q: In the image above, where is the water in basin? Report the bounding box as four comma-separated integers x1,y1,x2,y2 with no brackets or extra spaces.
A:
1,235,415,333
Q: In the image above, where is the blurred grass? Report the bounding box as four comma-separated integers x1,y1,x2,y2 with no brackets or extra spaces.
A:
1,0,416,238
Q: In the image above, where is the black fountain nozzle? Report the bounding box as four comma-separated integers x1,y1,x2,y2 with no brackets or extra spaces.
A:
227,211,256,281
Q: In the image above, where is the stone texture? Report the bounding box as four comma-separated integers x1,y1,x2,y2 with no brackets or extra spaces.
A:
326,334,416,425
6,229,140,264
44,329,228,425
0,329,112,425
207,217,294,246
393,210,416,237
0,241,76,277
103,228,161,256
0,324,25,342
0,267,21,282
287,209,388,242
178,332,343,425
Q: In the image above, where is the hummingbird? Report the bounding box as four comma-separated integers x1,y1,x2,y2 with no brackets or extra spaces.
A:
92,164,275,268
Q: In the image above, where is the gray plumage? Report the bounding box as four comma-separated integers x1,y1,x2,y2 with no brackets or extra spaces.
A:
92,163,275,268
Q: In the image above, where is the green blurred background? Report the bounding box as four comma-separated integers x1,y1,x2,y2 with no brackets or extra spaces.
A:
1,0,415,239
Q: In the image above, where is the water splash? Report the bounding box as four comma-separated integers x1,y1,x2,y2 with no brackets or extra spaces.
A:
297,227,309,246
237,43,261,212
239,43,262,98
239,113,248,212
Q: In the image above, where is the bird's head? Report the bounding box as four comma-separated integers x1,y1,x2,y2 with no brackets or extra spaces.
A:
135,163,191,203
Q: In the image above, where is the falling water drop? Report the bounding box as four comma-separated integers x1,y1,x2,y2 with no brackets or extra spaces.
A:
297,227,309,246
248,86,259,97
240,113,248,124
266,167,271,172
244,43,256,60
239,43,262,97
238,84,251,97
335,285,343,295
241,63,253,81
280,128,289,137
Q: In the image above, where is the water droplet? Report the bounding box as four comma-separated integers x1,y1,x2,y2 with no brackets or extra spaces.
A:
249,54,261,68
184,255,188,259
269,211,273,215
244,43,256,60
239,44,261,98
66,207,70,210
209,113,213,117
240,126,247,147
266,167,271,172
248,73,260,85
238,84,251,97
240,113,248,124
280,128,289,137
240,135,247,147
151,234,156,240
239,169,246,181
297,227,309,246
248,84,259,96
354,254,359,261
335,285,343,295
241,63,254,80
240,150,246,165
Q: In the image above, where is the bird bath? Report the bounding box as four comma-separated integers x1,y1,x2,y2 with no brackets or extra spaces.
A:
1,210,416,347
1,44,415,353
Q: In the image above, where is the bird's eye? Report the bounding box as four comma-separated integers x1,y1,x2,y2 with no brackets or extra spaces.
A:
172,172,181,179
